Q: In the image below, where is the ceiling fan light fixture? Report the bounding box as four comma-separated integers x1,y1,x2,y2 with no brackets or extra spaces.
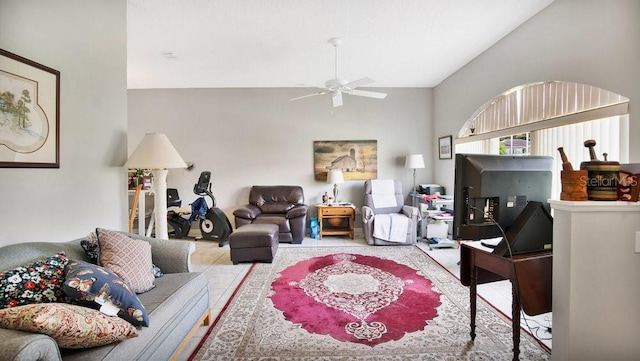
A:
289,37,387,108
332,90,343,107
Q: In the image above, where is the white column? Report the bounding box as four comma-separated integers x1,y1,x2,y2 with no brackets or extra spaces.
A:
151,169,169,240
549,200,640,361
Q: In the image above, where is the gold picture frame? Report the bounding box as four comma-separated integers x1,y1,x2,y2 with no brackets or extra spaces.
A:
0,49,60,168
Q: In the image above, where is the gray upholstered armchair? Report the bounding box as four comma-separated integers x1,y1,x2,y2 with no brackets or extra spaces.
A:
362,179,419,245
233,185,308,244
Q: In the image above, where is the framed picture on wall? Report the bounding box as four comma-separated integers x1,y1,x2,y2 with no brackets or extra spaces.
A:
313,140,377,181
438,135,452,159
0,49,60,168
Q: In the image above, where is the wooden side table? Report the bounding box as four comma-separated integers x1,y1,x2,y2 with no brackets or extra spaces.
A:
317,204,355,239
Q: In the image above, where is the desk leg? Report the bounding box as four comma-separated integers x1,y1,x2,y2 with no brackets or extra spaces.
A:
470,266,477,341
512,282,520,361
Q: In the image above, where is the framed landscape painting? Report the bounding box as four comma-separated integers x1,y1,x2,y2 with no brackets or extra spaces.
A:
313,140,377,181
0,49,60,168
438,135,452,160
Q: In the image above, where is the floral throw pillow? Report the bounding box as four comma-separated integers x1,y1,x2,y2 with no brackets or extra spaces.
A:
0,253,69,309
0,303,138,349
63,259,149,327
80,231,100,264
96,228,155,293
151,264,164,278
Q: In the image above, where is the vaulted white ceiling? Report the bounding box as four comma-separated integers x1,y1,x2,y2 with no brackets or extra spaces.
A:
127,0,555,89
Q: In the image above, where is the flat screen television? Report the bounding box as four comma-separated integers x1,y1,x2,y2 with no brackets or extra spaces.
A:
453,153,554,256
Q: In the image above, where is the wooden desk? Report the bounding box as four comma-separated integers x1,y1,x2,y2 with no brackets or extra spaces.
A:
317,204,355,239
460,242,552,361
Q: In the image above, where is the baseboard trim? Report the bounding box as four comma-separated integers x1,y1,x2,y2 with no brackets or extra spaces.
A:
169,308,211,361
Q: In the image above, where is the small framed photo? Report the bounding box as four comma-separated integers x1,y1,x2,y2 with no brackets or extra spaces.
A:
618,172,639,202
438,135,452,160
620,164,640,202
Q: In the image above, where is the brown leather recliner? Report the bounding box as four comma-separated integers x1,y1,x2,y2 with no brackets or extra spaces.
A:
233,186,309,244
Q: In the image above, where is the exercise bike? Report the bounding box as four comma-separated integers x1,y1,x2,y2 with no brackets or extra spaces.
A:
167,171,233,246
192,171,233,246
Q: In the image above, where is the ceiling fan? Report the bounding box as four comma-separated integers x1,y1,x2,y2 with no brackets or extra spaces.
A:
290,38,387,107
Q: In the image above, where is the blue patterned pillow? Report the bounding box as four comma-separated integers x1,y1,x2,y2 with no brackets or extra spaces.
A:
63,260,149,327
0,253,69,309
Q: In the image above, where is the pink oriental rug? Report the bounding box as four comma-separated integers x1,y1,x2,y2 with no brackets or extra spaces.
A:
190,246,550,360
270,252,441,346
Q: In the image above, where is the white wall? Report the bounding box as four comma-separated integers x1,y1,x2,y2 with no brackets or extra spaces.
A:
433,0,640,193
9,0,630,245
432,1,640,356
128,88,433,223
0,0,128,246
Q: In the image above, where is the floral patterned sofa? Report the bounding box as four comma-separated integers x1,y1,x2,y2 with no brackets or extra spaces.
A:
0,230,210,361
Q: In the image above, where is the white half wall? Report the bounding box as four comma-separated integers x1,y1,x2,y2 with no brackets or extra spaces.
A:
0,0,128,246
128,88,433,223
549,200,640,360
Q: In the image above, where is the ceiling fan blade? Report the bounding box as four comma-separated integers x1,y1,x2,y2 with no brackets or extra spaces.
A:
343,77,374,89
289,90,328,101
332,90,343,107
350,89,387,99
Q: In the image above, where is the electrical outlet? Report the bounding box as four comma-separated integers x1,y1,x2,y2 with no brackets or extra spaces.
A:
635,231,640,253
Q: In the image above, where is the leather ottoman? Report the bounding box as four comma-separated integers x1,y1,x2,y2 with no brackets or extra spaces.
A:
229,223,279,264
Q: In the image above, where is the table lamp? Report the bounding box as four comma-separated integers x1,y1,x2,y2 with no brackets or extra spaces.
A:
327,169,344,204
405,154,424,206
124,132,187,240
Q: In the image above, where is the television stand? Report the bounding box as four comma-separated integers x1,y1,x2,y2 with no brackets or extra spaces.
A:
426,237,457,250
420,213,456,249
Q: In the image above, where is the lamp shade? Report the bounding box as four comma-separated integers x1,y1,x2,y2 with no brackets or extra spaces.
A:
327,169,344,184
405,154,425,169
124,133,187,169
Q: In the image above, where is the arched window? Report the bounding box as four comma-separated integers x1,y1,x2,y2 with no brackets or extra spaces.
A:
455,81,629,199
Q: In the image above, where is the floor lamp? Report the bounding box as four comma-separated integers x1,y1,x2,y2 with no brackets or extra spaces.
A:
405,154,424,207
124,133,187,240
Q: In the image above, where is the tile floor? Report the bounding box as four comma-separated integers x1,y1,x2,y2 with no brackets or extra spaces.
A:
175,230,552,360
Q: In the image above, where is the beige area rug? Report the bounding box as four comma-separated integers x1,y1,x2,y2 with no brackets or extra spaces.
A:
190,246,550,360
